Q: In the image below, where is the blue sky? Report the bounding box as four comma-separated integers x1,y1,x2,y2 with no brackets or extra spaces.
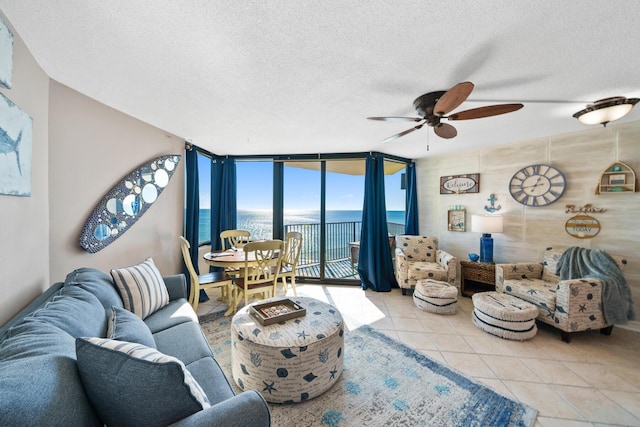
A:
198,157,406,211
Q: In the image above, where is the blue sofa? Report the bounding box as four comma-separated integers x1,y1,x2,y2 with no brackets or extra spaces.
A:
0,267,270,426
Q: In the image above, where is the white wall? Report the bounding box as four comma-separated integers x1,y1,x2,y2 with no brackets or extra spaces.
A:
0,14,185,326
48,82,185,282
0,13,50,326
417,121,640,330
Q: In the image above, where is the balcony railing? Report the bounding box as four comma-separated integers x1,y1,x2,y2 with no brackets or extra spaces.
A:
285,221,404,279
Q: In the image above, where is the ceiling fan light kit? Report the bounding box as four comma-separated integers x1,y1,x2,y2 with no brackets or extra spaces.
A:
368,81,524,143
573,96,639,127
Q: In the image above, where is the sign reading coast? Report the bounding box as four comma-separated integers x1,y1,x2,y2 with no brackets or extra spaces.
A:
440,173,480,194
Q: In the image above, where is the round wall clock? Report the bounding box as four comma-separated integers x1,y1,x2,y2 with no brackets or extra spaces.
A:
509,164,566,207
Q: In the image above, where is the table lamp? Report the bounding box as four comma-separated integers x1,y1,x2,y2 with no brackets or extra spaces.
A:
471,215,503,263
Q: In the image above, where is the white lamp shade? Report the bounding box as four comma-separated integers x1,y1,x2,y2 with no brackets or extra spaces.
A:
577,104,633,125
471,215,503,233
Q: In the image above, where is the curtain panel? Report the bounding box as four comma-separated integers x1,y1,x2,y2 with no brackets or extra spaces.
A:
358,155,398,291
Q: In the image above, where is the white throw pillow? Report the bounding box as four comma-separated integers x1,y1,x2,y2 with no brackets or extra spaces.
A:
111,257,169,319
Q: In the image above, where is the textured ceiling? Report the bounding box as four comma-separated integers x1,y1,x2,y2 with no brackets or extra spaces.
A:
1,1,639,159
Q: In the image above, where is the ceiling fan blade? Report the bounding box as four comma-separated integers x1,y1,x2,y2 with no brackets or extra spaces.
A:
434,123,457,139
448,103,524,120
434,82,475,116
382,123,424,143
367,116,423,122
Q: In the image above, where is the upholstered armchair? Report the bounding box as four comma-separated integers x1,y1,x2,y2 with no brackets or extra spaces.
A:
496,247,628,343
394,235,458,295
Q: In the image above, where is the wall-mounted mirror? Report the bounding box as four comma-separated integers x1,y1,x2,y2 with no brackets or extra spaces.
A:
79,154,180,253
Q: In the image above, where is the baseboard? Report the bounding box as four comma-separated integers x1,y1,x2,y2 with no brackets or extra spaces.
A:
618,320,640,333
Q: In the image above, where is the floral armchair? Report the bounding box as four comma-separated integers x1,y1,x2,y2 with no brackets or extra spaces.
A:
394,235,458,295
496,247,627,343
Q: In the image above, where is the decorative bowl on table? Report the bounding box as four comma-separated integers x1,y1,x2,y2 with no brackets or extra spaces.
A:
468,253,480,262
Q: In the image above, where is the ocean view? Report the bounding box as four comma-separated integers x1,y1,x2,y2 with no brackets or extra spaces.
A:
198,209,405,244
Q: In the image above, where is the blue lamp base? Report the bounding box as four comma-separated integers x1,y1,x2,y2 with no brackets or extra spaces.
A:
479,233,494,263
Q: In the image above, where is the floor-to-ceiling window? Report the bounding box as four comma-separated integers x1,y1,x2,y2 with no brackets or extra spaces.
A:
236,161,273,240
190,151,410,285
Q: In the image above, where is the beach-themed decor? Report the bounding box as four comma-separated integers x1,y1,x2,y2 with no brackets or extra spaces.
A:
439,173,479,194
447,208,465,231
483,193,501,213
0,17,13,89
0,93,32,196
79,155,180,253
596,161,637,193
564,203,605,239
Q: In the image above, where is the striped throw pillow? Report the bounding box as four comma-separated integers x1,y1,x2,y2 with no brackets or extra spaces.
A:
76,337,210,427
111,257,169,319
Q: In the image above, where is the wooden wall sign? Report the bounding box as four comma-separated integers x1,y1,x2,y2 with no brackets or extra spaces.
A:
565,214,601,239
440,173,480,194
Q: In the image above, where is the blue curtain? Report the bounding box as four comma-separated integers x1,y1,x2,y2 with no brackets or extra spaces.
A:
210,156,237,252
358,155,398,291
184,146,200,300
404,162,419,235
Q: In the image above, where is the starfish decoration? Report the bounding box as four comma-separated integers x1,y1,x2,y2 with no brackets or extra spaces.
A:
262,380,277,394
330,366,338,379
297,330,309,340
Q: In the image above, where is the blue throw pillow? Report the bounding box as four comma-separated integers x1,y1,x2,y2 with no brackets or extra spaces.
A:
75,337,210,427
107,306,156,348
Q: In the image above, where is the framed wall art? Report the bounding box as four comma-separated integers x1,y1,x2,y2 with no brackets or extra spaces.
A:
0,93,32,196
447,209,465,232
440,173,479,194
0,17,13,89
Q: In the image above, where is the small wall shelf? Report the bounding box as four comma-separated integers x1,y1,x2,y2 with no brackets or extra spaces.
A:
596,161,637,194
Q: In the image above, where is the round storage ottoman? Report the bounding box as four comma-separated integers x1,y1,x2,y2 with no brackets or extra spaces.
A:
231,296,344,403
413,279,458,314
472,292,538,340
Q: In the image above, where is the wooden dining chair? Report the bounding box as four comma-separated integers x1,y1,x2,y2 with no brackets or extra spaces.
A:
276,231,303,296
230,239,284,314
179,236,232,313
220,229,251,250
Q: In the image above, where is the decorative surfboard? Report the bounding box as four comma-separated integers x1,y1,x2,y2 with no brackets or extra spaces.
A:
79,154,181,253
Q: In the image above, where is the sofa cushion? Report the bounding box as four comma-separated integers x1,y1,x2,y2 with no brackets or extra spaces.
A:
144,298,198,334
107,306,156,348
503,278,557,312
111,257,169,319
408,262,448,282
24,286,107,338
76,337,210,427
64,267,124,311
0,322,102,426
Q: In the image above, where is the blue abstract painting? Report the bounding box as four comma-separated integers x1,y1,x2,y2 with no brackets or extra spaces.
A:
0,92,32,196
0,17,13,89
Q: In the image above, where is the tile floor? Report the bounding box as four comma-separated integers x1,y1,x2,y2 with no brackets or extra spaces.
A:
197,284,640,427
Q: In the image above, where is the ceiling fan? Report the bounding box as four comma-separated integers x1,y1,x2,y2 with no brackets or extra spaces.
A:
368,82,524,142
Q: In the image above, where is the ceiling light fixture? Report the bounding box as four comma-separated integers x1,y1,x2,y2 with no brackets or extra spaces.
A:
573,96,639,127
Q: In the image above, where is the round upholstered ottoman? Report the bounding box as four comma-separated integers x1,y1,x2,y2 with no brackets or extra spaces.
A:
413,279,458,314
472,292,538,340
231,296,344,403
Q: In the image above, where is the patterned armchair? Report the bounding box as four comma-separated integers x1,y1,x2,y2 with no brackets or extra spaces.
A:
496,247,627,343
394,235,458,295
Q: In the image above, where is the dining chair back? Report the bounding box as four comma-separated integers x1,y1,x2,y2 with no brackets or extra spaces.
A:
220,229,251,250
230,239,284,314
277,231,303,296
179,236,232,313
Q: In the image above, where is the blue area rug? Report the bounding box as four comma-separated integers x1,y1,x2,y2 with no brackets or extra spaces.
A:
200,311,537,426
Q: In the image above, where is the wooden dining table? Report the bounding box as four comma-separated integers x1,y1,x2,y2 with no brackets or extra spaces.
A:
203,248,281,316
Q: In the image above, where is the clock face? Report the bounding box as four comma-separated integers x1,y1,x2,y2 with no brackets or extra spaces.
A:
509,164,566,207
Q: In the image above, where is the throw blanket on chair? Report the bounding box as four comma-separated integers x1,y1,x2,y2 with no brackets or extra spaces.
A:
556,247,636,324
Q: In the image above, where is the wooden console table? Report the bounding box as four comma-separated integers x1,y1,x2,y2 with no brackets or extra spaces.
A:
460,261,496,297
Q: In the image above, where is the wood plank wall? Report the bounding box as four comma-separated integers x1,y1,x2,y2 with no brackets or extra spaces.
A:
417,120,640,331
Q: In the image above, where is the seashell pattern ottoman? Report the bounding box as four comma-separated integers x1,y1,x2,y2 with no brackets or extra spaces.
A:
413,279,458,314
231,296,344,403
472,292,538,340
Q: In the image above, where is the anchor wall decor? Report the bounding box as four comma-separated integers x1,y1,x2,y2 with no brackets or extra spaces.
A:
484,194,502,213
